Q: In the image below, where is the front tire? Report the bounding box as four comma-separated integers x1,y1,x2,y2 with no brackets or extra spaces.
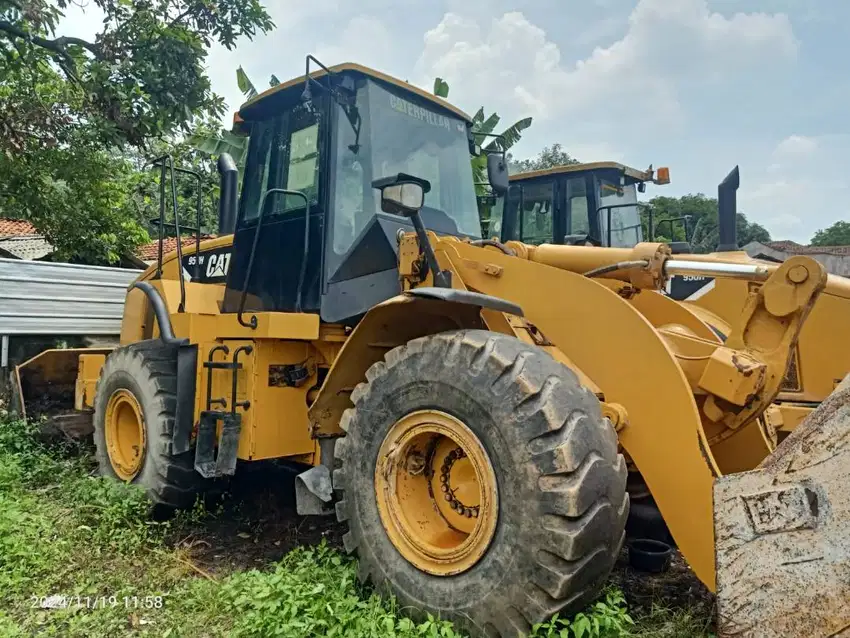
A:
334,330,628,637
93,340,205,511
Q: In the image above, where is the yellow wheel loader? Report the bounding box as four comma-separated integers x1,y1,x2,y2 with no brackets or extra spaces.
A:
12,60,849,637
493,161,850,440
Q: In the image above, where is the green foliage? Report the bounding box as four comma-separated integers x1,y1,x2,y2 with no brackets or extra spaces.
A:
219,541,462,637
810,220,850,246
0,413,686,638
430,78,532,196
531,589,633,638
237,66,258,99
509,143,580,174
0,0,273,263
433,77,450,99
189,67,282,184
642,193,771,253
0,0,274,148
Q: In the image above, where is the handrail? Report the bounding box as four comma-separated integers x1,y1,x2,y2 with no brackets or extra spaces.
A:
149,158,205,310
237,188,310,329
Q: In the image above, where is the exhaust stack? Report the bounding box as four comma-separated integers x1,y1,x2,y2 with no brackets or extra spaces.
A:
217,153,239,235
717,166,739,252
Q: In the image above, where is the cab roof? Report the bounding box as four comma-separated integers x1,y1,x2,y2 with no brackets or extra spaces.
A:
510,161,654,184
238,62,472,124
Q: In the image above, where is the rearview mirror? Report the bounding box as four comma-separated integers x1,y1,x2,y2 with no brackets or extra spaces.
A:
372,173,432,218
487,153,509,195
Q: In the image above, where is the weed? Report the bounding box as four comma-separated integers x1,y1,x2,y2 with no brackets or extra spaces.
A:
216,540,464,637
0,413,712,637
531,589,634,638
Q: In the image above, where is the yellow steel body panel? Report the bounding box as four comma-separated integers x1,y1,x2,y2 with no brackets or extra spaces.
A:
698,348,765,406
677,251,850,406
772,402,815,433
195,339,317,461
309,296,485,437
75,354,106,410
247,340,316,460
14,347,113,422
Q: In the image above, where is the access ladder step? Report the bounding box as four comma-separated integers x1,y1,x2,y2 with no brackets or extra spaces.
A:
193,410,242,479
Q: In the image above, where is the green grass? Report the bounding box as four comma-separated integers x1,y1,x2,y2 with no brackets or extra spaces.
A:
0,414,708,637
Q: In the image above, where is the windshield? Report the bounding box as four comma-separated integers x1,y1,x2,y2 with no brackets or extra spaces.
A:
597,179,642,247
331,79,479,259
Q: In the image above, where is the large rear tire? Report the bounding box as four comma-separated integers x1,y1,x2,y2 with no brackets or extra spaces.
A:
93,340,205,511
334,330,628,637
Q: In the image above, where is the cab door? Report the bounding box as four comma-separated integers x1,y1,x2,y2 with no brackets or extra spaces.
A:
222,103,326,315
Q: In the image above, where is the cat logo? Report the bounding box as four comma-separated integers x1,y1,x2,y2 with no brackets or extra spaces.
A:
206,252,231,278
181,247,232,283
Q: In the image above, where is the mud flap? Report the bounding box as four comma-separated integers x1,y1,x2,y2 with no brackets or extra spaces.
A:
714,375,850,638
295,438,336,516
295,465,333,515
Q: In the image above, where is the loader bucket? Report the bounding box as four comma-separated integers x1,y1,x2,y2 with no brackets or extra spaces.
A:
714,374,850,637
11,348,113,422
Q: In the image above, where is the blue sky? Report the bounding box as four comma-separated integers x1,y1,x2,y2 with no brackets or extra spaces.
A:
61,0,850,243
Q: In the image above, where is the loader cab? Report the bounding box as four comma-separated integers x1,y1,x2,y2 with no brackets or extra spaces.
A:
220,63,484,323
486,162,671,248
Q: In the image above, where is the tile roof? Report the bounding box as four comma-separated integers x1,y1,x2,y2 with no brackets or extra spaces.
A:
136,235,218,262
765,241,850,257
0,236,54,260
0,218,38,236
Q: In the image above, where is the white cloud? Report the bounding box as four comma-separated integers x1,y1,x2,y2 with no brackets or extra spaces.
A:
774,134,818,157
740,135,850,243
416,0,798,141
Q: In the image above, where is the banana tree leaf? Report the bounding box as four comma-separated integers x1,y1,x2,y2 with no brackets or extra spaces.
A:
433,77,450,98
472,107,485,125
485,117,533,152
473,112,501,141
237,66,257,99
270,74,281,87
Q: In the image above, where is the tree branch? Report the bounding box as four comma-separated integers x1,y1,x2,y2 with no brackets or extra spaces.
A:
0,20,100,57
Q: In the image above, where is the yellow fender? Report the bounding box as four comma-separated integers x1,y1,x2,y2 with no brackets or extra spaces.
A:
441,241,721,589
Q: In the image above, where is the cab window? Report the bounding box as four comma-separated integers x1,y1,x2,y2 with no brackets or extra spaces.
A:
240,105,321,223
566,176,589,237
597,178,642,247
519,182,554,245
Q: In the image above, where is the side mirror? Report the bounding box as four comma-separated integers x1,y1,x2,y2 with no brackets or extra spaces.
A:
487,153,509,195
372,173,431,218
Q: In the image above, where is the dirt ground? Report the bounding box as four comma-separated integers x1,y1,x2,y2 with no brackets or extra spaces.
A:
169,461,344,575
610,544,716,630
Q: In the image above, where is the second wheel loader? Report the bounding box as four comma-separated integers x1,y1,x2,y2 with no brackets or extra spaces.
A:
493,161,850,443
12,60,850,637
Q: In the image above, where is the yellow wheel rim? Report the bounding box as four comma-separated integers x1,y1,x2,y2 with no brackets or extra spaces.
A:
375,410,498,576
104,389,146,481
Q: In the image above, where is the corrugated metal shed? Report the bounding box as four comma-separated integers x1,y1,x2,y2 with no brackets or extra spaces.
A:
0,258,140,335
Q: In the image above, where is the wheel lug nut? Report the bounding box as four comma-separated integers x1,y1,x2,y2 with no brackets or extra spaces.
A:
464,509,472,518
440,484,448,493
444,494,452,502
